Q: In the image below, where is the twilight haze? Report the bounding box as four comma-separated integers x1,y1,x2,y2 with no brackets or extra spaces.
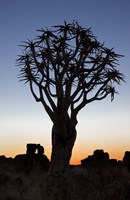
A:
0,0,130,164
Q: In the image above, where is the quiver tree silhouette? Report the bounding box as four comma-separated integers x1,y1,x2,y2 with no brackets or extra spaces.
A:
17,21,125,199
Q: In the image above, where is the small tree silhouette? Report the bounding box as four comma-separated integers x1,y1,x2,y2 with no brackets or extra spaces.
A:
17,21,125,199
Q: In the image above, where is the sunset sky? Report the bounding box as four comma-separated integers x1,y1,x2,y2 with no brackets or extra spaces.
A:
0,0,130,164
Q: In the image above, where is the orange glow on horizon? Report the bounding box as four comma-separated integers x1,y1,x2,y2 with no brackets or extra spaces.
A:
1,147,125,165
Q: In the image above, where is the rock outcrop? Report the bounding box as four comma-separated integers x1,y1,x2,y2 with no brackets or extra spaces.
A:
0,144,50,173
81,149,113,168
14,143,50,171
123,151,130,171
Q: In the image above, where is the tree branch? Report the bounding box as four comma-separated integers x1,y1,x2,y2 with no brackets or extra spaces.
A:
29,81,40,102
29,80,54,122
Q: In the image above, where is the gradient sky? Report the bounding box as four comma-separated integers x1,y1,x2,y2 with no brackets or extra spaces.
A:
0,0,130,164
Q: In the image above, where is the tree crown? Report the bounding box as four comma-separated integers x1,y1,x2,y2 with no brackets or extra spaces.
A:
17,21,125,122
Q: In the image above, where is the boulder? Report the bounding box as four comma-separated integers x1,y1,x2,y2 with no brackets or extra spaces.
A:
81,149,110,168
37,144,44,155
26,143,37,155
94,149,109,160
123,151,130,170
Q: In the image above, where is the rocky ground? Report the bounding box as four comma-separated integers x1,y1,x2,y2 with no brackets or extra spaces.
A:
0,149,130,200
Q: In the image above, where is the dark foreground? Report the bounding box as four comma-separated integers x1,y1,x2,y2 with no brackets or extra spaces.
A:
0,150,130,200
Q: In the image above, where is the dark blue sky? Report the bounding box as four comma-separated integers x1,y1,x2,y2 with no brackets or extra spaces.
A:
0,0,130,163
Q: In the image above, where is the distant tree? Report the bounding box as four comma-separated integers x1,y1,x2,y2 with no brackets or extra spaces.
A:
17,21,125,200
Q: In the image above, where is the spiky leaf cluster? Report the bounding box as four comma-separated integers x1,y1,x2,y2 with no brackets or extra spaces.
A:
17,21,125,121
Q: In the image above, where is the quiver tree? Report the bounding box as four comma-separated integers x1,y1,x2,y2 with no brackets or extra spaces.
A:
17,21,124,198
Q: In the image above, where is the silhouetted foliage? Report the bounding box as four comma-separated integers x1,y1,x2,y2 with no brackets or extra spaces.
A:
17,21,125,122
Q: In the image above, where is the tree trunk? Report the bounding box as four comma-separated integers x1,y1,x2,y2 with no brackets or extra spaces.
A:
45,116,77,200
